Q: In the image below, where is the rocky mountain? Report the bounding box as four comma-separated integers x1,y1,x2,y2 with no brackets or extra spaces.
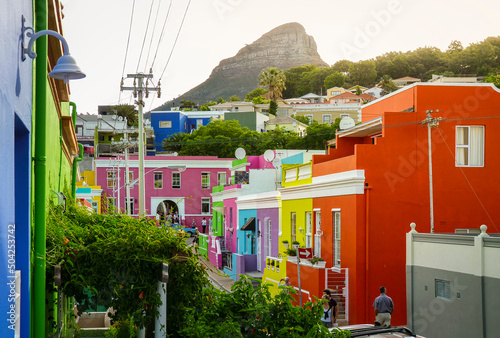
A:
153,22,328,110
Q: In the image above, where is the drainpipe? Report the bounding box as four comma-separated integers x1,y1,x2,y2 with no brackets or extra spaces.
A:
72,144,84,199
33,0,48,336
70,102,84,199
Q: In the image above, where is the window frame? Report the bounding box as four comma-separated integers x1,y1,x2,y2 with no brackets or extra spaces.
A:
291,212,296,243
172,172,181,189
159,121,172,128
107,169,116,189
305,211,312,248
217,172,227,186
333,210,341,268
125,197,135,215
435,279,451,300
201,172,210,189
314,211,321,257
201,198,211,214
455,125,484,167
154,172,163,189
322,114,332,124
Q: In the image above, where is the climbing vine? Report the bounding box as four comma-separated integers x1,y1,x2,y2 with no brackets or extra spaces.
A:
46,202,208,334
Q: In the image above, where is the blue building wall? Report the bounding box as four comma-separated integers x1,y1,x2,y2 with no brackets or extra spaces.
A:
151,111,188,151
0,2,34,336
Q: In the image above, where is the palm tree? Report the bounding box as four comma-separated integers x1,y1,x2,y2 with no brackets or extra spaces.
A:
113,104,138,127
378,75,399,95
258,67,286,102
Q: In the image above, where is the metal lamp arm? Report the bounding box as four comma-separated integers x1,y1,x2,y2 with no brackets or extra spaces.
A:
24,29,70,60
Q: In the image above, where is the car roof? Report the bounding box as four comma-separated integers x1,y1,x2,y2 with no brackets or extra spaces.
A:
332,325,425,338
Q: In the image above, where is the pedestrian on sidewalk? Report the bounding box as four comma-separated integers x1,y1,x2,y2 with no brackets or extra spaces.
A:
321,294,333,328
202,217,207,233
323,289,339,326
373,286,394,327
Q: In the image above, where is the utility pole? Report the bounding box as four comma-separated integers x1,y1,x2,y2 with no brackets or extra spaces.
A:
421,109,442,233
121,73,161,216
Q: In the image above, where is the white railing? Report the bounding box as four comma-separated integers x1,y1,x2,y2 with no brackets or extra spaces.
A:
325,267,349,325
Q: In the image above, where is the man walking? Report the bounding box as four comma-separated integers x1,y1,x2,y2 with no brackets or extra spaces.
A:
373,286,394,327
201,217,207,234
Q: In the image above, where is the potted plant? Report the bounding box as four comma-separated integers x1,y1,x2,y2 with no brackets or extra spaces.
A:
292,240,300,250
310,256,326,268
285,247,297,262
270,260,275,271
282,240,289,249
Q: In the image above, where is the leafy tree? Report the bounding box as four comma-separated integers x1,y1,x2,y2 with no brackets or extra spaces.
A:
217,97,226,104
180,100,196,109
484,74,500,88
300,120,340,150
292,114,312,125
229,95,241,102
258,67,286,102
114,104,138,127
331,59,353,74
179,276,349,337
324,72,345,89
245,88,268,102
268,100,278,116
355,86,362,95
378,75,399,95
349,60,377,86
252,96,269,105
306,67,336,94
283,65,317,98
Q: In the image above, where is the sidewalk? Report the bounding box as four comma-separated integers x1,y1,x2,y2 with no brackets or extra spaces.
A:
197,252,235,292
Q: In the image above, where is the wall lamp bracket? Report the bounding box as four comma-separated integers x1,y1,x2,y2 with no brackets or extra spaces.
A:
21,15,86,83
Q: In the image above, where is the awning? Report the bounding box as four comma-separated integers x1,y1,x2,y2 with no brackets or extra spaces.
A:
240,217,255,231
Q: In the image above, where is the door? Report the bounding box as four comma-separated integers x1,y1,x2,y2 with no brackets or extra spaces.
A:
257,219,262,271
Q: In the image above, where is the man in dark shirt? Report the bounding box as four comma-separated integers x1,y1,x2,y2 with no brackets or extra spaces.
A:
373,286,394,327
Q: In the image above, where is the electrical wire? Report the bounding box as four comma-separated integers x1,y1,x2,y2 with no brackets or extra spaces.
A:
143,0,163,74
159,0,192,81
149,0,173,70
119,0,137,104
136,0,156,73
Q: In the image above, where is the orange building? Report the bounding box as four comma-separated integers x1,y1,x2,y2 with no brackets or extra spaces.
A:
307,83,500,326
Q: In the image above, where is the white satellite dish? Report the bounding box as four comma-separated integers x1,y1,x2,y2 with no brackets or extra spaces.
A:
272,158,281,169
339,116,355,130
264,149,275,162
118,116,123,121
235,147,246,160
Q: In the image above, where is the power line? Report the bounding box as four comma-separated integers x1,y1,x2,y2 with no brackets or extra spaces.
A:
149,0,172,70
119,0,137,104
159,0,192,81
135,0,156,73
143,0,163,73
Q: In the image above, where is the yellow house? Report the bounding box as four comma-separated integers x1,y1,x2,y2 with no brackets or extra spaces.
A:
326,87,347,100
76,170,103,213
265,115,308,136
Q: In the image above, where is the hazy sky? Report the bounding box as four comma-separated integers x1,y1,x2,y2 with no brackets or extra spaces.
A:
60,0,500,114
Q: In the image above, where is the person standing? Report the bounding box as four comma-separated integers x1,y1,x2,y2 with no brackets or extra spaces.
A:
373,286,394,327
320,294,333,328
201,217,207,234
191,219,197,229
323,289,339,326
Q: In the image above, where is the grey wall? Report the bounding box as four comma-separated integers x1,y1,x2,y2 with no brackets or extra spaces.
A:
407,265,500,338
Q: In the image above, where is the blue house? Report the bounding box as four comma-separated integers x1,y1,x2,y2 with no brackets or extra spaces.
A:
150,111,224,152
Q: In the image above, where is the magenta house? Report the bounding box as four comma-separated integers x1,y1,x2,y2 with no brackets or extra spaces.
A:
94,155,234,230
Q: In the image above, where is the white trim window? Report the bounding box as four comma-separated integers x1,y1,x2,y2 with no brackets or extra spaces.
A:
154,172,163,189
314,211,321,257
333,211,341,268
291,212,296,243
172,172,181,189
201,198,211,214
201,172,210,189
322,114,332,124
305,211,312,248
159,121,172,128
456,126,484,167
267,219,272,257
125,198,134,215
107,170,116,189
217,172,226,186
305,114,313,125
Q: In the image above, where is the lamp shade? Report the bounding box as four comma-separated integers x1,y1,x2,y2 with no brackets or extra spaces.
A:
49,54,86,83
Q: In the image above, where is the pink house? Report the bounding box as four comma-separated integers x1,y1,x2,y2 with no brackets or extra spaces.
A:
95,155,234,231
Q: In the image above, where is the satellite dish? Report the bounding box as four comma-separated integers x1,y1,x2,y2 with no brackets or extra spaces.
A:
339,116,355,130
235,147,246,160
264,149,275,162
272,158,281,169
118,116,123,121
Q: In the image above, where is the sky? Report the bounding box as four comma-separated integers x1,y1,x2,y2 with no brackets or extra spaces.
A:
60,0,500,115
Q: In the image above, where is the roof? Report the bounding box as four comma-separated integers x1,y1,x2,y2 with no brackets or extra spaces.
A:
300,93,324,99
330,92,363,100
266,115,307,127
393,76,421,81
359,93,377,101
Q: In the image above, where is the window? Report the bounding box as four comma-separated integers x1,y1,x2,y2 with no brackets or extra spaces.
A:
126,171,134,187
154,172,163,189
305,212,312,248
322,114,332,124
456,126,484,166
159,121,172,128
201,172,210,189
331,90,341,96
125,198,134,215
172,172,181,189
223,252,232,270
435,279,451,299
217,172,226,186
202,198,210,214
305,114,313,124
291,212,296,243
230,207,233,229
314,211,321,257
107,170,116,189
333,211,341,267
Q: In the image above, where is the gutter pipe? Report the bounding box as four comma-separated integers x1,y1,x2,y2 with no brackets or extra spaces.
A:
33,0,48,336
70,102,83,199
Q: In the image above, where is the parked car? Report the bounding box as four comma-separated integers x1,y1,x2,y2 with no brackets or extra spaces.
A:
172,224,197,237
333,324,426,337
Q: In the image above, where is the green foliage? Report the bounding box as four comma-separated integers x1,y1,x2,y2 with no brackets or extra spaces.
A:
283,65,318,98
217,97,227,104
180,100,196,108
324,72,345,89
46,203,208,334
252,95,270,104
245,88,268,102
378,75,399,95
179,276,346,337
286,248,297,256
268,100,278,115
292,115,312,125
114,104,138,127
484,74,500,88
258,67,286,102
310,256,325,265
301,119,340,150
229,95,241,102
349,60,377,86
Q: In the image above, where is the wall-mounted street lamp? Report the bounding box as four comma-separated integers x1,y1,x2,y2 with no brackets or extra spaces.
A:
21,15,85,83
